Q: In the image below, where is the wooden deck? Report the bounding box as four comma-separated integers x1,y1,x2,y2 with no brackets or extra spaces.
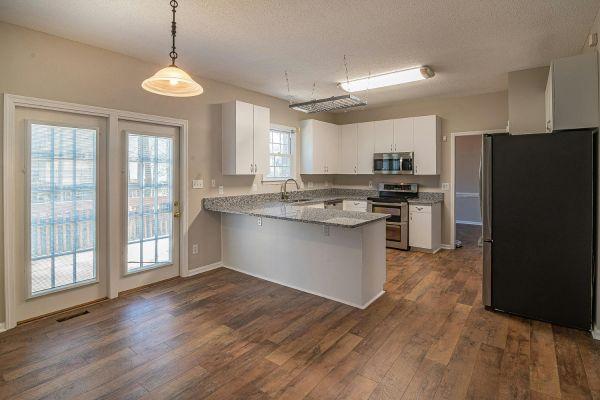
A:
0,224,598,399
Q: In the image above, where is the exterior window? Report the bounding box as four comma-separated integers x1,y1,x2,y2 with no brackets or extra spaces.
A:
267,126,294,180
29,123,97,295
127,134,173,273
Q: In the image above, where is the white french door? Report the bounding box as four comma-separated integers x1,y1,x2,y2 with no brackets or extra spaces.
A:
118,121,180,292
14,107,108,323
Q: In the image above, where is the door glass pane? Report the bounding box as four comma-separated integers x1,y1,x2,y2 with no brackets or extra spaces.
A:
127,134,173,272
30,124,97,295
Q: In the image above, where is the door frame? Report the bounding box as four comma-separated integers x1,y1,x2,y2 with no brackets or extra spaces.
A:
449,129,505,249
3,93,189,330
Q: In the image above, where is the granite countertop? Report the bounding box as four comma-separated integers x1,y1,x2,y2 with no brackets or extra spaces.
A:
202,188,388,228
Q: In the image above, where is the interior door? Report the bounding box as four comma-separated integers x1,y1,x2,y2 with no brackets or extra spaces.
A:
120,121,180,292
340,124,358,174
13,107,108,323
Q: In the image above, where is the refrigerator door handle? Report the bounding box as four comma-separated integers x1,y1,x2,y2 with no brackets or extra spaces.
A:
481,135,493,241
483,240,492,307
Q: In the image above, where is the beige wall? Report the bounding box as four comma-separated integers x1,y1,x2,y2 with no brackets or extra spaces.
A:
332,91,508,245
0,22,335,322
507,66,549,134
455,135,482,224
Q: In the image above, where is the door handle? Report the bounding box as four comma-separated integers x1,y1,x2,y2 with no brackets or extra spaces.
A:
173,201,181,218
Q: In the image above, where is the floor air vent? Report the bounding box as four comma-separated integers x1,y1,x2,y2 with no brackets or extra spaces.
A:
56,310,89,322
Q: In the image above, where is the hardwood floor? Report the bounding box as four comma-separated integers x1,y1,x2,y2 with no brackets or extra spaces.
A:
1,223,599,399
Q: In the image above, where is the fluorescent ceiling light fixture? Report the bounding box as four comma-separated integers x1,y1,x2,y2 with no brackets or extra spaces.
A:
339,66,435,92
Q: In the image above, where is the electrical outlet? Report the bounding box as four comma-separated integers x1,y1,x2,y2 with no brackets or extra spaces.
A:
442,182,450,190
218,185,224,195
368,181,373,189
252,183,258,192
257,217,262,226
323,225,329,236
442,135,447,142
192,244,198,255
192,179,203,189
211,179,216,188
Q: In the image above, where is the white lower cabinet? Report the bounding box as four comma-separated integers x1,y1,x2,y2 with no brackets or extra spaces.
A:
409,203,441,252
342,200,367,212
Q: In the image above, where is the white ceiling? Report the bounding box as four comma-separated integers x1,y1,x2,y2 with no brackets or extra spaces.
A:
1,0,599,107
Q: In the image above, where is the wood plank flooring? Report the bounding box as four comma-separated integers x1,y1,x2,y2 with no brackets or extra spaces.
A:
1,224,599,399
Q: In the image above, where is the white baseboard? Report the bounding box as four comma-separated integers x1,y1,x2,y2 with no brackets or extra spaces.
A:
0,322,6,333
440,244,455,250
456,220,482,226
184,261,223,277
223,264,384,309
592,327,600,340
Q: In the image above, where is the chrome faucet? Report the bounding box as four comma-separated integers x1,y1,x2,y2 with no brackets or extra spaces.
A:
280,178,300,200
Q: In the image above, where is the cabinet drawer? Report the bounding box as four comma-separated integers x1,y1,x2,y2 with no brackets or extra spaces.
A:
343,200,367,212
409,204,431,213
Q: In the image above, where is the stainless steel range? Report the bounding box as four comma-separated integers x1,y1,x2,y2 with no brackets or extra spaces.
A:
367,183,418,250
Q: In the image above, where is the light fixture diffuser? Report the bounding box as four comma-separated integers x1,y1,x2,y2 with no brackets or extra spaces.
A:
339,66,434,92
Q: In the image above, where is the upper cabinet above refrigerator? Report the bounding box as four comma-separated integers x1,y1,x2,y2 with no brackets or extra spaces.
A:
545,52,598,132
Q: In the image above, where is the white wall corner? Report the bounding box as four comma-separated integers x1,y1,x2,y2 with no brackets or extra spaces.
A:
0,322,6,333
184,261,223,277
592,327,600,340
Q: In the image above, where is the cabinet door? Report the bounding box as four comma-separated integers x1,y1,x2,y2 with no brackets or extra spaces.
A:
326,124,340,174
253,105,270,175
340,124,358,174
235,101,255,174
357,122,375,174
413,115,440,175
409,211,431,248
393,118,413,152
373,120,394,153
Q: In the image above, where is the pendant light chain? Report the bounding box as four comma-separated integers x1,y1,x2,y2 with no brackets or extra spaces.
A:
169,0,178,66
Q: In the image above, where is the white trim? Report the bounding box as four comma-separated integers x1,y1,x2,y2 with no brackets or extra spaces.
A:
592,327,600,340
3,93,189,330
449,129,506,249
184,261,223,277
456,220,483,226
0,323,6,333
456,192,479,198
440,244,455,250
223,263,384,309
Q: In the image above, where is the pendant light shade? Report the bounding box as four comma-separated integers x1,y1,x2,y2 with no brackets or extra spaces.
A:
142,0,203,97
142,66,203,97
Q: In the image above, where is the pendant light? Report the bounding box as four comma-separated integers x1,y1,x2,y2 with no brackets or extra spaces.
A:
142,0,203,97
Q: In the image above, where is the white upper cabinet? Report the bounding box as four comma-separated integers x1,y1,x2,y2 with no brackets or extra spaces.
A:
252,105,270,175
340,124,358,174
222,100,270,175
373,120,394,153
545,52,598,133
356,122,375,174
393,118,413,152
301,119,340,174
413,115,441,175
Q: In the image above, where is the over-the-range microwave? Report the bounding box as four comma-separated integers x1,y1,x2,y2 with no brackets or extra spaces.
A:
373,152,413,174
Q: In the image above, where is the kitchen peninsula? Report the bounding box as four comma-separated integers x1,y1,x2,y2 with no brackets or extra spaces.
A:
203,188,389,308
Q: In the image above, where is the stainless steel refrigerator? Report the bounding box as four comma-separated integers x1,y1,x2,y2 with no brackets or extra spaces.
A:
481,129,596,330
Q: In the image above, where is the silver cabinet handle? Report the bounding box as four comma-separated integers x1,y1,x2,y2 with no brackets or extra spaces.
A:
254,164,257,173
250,163,253,173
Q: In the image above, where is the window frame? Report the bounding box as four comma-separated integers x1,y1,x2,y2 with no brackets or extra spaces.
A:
25,120,101,298
263,124,296,183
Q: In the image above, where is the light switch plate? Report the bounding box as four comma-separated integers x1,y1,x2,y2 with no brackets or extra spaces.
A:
442,182,450,190
192,244,198,255
192,179,203,189
442,135,447,142
368,181,373,188
257,217,262,226
218,185,224,195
